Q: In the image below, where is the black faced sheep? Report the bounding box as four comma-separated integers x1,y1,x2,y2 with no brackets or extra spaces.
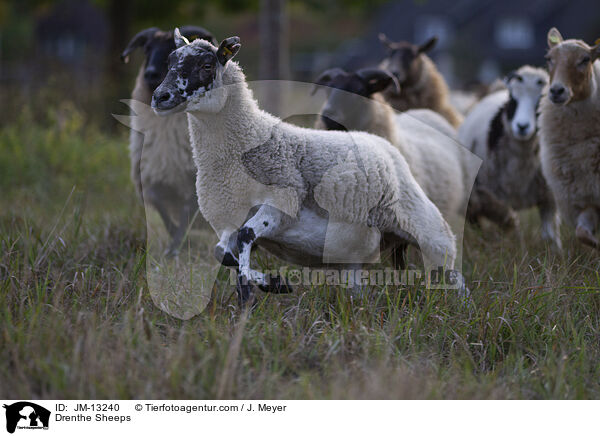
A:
120,26,215,256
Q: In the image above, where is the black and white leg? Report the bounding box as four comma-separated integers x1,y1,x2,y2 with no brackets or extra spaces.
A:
214,230,239,267
236,205,292,305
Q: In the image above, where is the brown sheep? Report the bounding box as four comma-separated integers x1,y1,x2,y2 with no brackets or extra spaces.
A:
539,27,600,249
378,34,463,127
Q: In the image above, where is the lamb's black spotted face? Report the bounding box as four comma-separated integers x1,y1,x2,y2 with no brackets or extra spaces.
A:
152,42,218,113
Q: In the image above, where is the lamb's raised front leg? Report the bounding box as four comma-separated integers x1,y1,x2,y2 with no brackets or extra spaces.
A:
236,205,293,306
575,207,599,249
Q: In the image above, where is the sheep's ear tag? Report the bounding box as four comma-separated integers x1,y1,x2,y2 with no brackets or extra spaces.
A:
595,38,600,46
217,37,241,65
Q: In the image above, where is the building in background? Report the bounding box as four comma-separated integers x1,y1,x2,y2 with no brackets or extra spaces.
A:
320,0,600,87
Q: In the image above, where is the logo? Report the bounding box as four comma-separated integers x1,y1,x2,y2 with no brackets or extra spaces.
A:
3,402,50,434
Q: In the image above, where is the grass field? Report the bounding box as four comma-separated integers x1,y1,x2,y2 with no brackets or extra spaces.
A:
1,107,600,399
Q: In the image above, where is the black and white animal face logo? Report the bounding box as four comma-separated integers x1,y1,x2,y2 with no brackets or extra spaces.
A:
3,402,51,434
152,29,240,115
121,26,216,93
504,67,548,141
313,68,399,131
379,33,437,86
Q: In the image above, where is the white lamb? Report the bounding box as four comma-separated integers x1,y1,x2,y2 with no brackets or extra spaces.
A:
459,65,561,249
151,30,465,304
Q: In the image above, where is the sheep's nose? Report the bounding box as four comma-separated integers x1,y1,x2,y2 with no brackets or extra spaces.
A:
155,91,172,104
550,85,565,97
517,122,529,134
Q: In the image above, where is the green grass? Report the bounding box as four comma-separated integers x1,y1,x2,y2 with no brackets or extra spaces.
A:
1,110,600,399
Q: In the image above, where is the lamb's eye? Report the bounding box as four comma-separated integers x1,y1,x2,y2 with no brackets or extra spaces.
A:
579,56,591,65
537,79,546,86
545,56,553,65
203,64,213,70
516,75,523,82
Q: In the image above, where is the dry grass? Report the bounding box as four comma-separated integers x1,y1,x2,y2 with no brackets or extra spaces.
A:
1,111,600,399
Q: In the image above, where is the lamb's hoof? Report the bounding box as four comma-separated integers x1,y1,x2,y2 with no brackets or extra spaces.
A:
214,245,239,267
258,275,294,294
576,226,599,249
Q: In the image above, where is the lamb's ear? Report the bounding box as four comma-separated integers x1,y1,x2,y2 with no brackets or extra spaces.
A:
357,68,400,95
547,27,563,48
217,37,241,65
174,28,190,49
378,33,394,49
418,36,438,53
311,68,346,95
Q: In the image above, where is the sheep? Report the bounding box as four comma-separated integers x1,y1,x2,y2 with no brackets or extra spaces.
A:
538,28,600,250
312,68,472,220
458,65,562,249
312,67,478,269
378,34,463,127
151,30,465,305
120,26,215,256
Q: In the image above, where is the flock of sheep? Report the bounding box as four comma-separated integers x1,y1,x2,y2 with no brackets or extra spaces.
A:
120,25,600,306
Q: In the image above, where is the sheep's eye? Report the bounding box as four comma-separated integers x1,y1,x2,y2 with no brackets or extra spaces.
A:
180,72,188,79
516,75,523,82
537,79,546,86
545,56,553,64
203,64,213,70
579,56,591,65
